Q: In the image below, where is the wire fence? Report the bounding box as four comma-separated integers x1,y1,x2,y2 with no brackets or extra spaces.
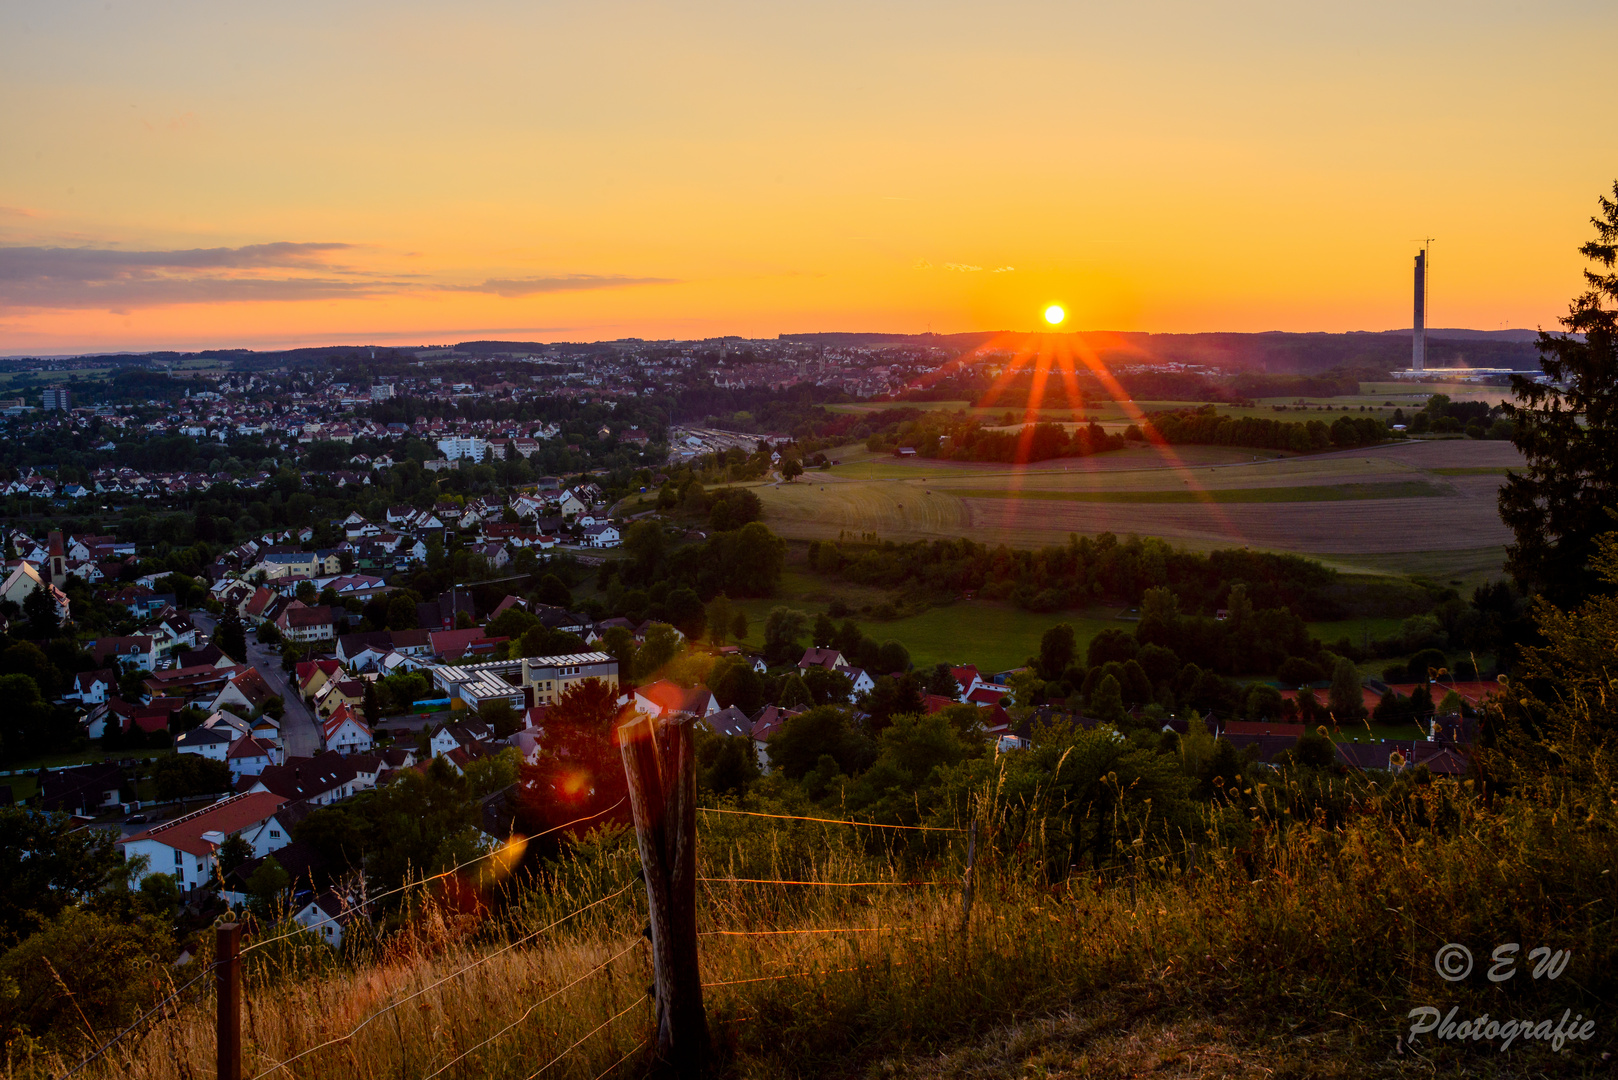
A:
55,778,1208,1080
54,959,221,1080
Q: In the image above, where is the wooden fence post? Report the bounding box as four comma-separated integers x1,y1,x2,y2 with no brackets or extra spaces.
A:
216,921,241,1080
958,820,978,932
618,712,707,1075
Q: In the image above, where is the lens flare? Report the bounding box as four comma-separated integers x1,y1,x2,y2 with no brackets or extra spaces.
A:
1043,304,1066,326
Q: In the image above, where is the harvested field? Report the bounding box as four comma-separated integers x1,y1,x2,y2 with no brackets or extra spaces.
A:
958,492,1511,554
951,480,1448,503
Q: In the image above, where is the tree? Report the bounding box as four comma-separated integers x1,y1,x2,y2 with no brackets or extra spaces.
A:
1037,623,1076,679
812,612,837,648
151,755,232,800
925,663,961,699
245,856,291,917
705,593,735,645
622,520,667,583
1089,674,1127,725
875,639,910,675
777,671,813,709
731,609,749,643
1499,182,1618,605
22,583,59,639
710,657,765,715
780,456,804,482
0,807,130,945
0,673,58,761
535,573,572,608
766,706,873,781
801,666,854,705
214,606,247,662
637,623,683,678
0,907,173,1050
386,591,421,631
665,587,706,641
295,580,317,605
362,679,382,725
1328,657,1366,722
763,607,809,664
217,835,254,879
599,625,638,676
696,730,760,797
479,698,521,738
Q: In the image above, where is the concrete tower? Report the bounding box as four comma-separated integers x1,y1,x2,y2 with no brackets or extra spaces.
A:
1412,250,1427,372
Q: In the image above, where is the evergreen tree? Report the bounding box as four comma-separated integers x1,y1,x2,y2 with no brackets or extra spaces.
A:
1500,181,1618,605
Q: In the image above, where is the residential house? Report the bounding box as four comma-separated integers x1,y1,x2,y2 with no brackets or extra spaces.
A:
244,753,360,807
276,602,337,644
227,735,281,783
210,667,278,717
582,523,620,548
296,658,344,700
292,891,361,948
119,791,289,888
65,668,117,705
0,561,70,624
634,680,718,720
321,703,374,755
175,725,234,761
39,763,131,816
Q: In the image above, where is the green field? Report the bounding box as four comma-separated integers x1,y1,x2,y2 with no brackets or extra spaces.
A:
951,480,1448,504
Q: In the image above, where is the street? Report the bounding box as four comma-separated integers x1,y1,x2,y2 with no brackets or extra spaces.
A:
190,612,322,757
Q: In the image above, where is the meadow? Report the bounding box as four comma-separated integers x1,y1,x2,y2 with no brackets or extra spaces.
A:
752,438,1520,591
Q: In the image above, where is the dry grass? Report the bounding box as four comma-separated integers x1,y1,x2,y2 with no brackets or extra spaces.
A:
18,767,1616,1080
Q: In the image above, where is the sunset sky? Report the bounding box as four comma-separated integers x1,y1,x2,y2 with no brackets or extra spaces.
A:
2,0,1614,354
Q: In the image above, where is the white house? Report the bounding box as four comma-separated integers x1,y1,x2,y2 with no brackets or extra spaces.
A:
837,665,876,696
321,704,374,755
293,891,360,947
174,725,233,761
583,523,621,548
119,791,288,889
226,735,281,783
66,669,116,705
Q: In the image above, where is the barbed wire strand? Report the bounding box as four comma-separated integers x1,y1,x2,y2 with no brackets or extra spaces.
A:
416,938,643,1080
242,798,626,957
699,926,907,937
697,807,964,833
697,877,949,888
702,965,861,989
586,1036,648,1080
53,961,220,1080
248,881,638,1080
522,997,645,1080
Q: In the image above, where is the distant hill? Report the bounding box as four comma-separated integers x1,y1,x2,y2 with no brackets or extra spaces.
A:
778,328,1545,374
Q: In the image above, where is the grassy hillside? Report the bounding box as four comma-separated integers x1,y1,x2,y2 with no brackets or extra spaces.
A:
35,762,1615,1080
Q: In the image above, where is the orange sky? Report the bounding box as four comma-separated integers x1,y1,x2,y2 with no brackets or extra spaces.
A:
2,0,1615,354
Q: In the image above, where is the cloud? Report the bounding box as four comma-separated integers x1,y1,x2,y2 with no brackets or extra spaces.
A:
944,262,982,272
0,242,385,310
441,275,677,298
992,266,1015,273
0,207,40,219
0,242,673,311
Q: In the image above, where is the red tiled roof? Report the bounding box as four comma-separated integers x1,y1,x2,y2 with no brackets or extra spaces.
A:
119,791,287,857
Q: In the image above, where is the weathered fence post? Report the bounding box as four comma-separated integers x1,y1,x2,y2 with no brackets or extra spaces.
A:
618,711,707,1075
958,819,978,931
216,921,241,1080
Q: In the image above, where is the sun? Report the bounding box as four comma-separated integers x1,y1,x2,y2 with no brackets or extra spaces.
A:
1043,304,1066,326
